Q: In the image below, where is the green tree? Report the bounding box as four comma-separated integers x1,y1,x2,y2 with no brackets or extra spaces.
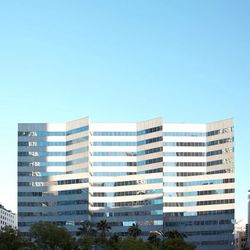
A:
164,230,187,240
77,220,97,237
77,220,97,250
0,226,30,250
160,230,195,250
108,233,121,250
147,232,161,248
96,220,111,238
29,221,75,250
119,237,157,250
161,238,196,250
128,223,141,239
80,235,96,250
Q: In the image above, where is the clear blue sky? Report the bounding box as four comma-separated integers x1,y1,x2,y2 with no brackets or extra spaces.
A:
0,1,249,223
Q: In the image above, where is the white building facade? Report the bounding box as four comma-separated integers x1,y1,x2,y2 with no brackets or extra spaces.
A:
18,117,234,250
0,204,17,229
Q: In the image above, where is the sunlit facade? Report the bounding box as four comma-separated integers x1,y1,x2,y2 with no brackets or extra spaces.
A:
0,204,17,229
18,117,234,249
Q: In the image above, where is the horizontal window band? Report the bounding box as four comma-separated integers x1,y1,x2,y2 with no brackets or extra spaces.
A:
18,157,88,167
164,188,234,197
18,126,89,137
92,178,162,187
164,178,234,187
164,209,234,217
164,199,234,207
92,189,162,197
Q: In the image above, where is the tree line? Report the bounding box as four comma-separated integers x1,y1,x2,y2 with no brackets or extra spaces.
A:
0,220,196,250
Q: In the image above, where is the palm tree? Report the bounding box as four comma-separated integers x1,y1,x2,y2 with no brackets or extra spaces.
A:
109,233,120,243
77,220,97,237
97,220,111,238
128,223,141,239
161,230,195,250
109,233,121,250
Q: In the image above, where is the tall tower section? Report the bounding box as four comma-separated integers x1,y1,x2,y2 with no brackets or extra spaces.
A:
163,118,234,250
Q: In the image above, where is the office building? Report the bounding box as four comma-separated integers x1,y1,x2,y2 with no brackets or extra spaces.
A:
0,204,17,229
235,225,248,250
248,190,250,249
18,117,235,249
